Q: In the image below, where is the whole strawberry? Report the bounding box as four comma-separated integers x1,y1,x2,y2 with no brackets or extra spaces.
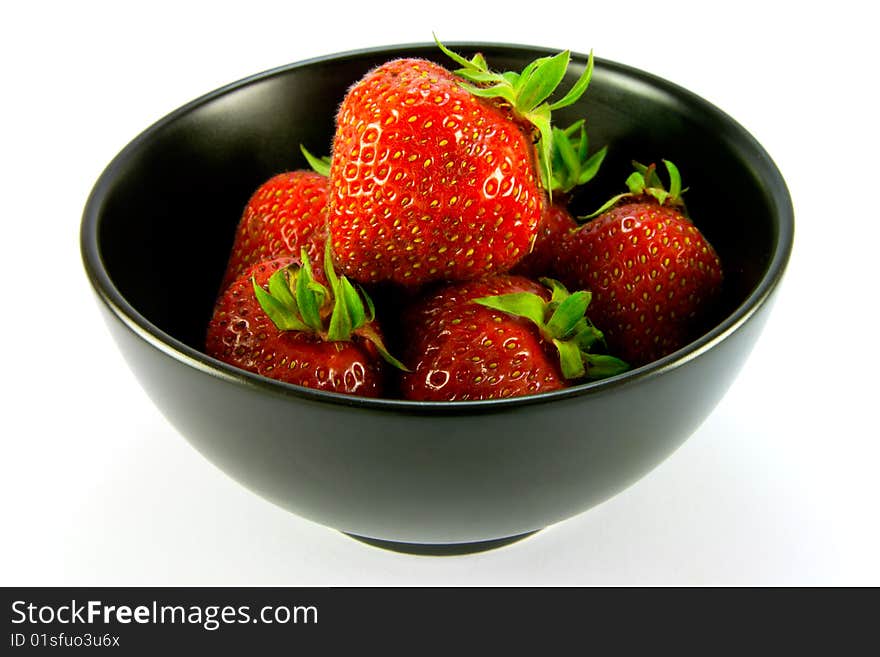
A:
556,160,723,366
206,246,405,397
327,40,597,286
400,275,627,401
220,163,329,292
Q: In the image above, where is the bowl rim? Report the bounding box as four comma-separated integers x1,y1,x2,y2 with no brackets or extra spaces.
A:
80,41,794,415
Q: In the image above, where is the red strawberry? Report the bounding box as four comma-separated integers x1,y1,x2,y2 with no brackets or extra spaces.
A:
206,247,405,397
400,275,627,401
220,167,329,291
556,160,723,366
327,41,597,286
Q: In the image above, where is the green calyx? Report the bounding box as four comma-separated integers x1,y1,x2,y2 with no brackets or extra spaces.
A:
300,144,331,177
252,243,408,371
472,278,628,380
434,35,596,194
549,119,607,195
581,159,687,220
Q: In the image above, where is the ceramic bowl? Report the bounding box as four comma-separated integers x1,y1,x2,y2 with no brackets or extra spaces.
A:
80,43,793,554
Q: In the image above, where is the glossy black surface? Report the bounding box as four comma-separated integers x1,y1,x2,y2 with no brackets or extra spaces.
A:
81,43,793,548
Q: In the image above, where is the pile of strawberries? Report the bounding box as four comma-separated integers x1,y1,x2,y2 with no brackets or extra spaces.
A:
205,41,723,401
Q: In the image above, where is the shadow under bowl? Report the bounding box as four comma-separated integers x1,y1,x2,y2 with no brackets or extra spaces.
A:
80,43,793,552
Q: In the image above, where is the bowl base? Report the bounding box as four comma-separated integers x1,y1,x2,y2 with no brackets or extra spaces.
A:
342,530,541,556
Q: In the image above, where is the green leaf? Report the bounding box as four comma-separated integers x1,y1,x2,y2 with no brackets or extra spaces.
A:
321,242,338,292
626,171,646,195
538,277,571,305
549,121,606,194
326,287,352,341
583,353,630,378
252,276,309,332
579,192,630,220
360,284,376,322
632,161,650,177
516,56,544,86
550,126,567,181
501,71,520,86
340,277,366,329
515,50,570,111
306,280,329,308
329,288,355,341
267,268,297,312
458,81,517,105
640,162,663,189
575,121,589,159
648,188,669,205
453,68,505,84
553,124,581,185
576,145,607,186
473,292,547,328
663,159,682,200
300,145,331,177
553,338,586,379
548,50,595,111
434,35,483,72
525,106,554,193
297,248,329,309
573,324,603,351
470,52,488,70
295,263,323,332
563,118,586,138
357,325,410,372
546,290,591,339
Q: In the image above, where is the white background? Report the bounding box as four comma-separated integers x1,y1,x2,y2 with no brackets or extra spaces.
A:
2,1,877,586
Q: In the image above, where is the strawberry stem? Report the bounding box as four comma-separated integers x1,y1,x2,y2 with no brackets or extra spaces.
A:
550,120,607,195
252,274,309,332
251,243,409,371
435,36,597,194
472,278,628,380
580,159,688,220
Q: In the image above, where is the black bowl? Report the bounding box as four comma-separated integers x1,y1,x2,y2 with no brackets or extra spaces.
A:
80,43,793,554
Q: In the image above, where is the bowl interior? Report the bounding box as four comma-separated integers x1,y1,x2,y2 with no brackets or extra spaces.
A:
88,43,786,387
